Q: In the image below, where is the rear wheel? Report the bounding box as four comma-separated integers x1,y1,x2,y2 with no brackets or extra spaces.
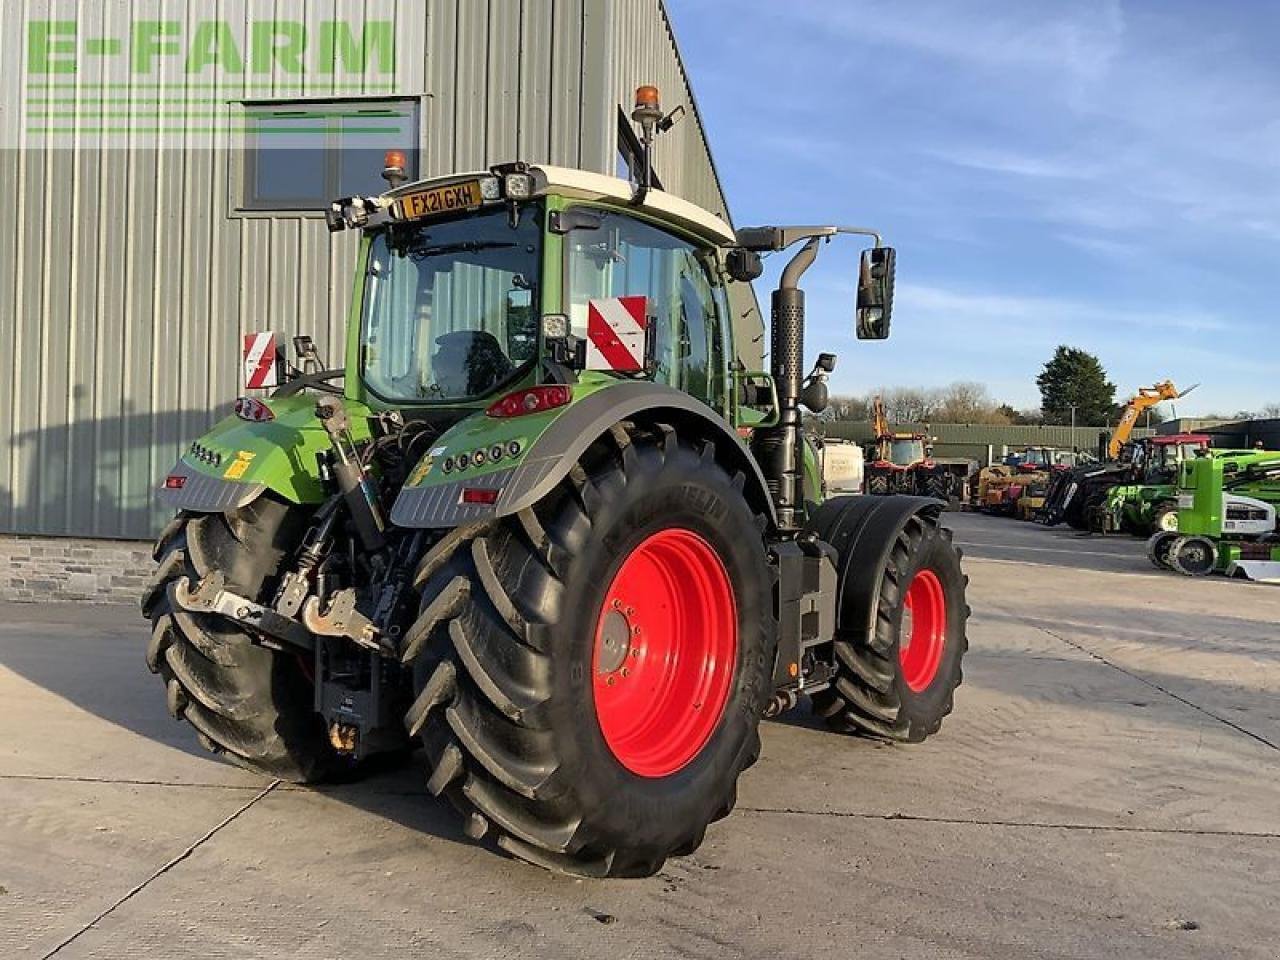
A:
1147,530,1179,570
924,473,949,502
403,426,774,877
141,496,336,781
811,507,968,741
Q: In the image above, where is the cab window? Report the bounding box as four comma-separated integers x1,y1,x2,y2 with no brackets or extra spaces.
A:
565,209,729,412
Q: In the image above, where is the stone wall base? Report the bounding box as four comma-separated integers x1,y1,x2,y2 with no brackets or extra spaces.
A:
0,535,153,604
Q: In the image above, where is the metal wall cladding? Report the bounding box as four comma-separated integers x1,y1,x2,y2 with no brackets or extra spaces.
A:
0,0,752,539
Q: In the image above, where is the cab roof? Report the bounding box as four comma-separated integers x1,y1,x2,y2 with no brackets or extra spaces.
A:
382,164,738,247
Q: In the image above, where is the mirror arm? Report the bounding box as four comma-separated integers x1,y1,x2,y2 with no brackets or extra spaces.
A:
833,225,883,248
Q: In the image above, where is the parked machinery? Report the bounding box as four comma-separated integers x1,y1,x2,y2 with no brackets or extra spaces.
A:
975,447,1074,517
814,436,865,494
863,397,973,502
1149,449,1280,579
1040,380,1197,529
1089,434,1212,535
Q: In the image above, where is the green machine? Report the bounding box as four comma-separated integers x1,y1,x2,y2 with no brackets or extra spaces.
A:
142,87,970,877
1089,434,1210,535
1148,449,1280,578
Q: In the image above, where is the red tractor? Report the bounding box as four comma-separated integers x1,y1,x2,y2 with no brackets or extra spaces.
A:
863,398,971,502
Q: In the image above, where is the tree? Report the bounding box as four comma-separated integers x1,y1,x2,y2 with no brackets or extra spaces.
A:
935,381,1011,424
996,403,1043,425
1036,346,1116,426
827,394,871,421
878,387,939,423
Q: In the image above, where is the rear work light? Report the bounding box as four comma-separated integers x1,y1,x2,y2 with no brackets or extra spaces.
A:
235,397,275,422
486,385,572,418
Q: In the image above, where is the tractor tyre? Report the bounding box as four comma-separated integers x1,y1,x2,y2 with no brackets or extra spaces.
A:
1152,501,1179,533
403,427,774,877
924,473,949,503
1066,488,1104,531
1169,535,1217,577
811,507,968,742
141,496,337,782
1146,530,1179,570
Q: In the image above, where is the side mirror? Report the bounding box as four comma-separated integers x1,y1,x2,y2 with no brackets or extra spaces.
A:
856,246,895,340
726,247,764,282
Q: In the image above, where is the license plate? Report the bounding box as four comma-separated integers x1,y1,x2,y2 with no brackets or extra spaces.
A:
397,181,483,219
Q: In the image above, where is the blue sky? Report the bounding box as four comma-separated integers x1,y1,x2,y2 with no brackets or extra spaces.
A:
668,0,1279,416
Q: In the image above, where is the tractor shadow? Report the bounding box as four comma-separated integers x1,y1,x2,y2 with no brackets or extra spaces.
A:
3,404,230,540
0,601,477,853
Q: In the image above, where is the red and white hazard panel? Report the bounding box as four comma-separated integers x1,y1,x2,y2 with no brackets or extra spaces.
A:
585,296,648,372
243,331,279,389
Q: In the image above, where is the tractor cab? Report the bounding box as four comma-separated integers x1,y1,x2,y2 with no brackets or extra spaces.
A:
331,161,747,422
1008,446,1063,473
1132,434,1211,484
880,433,930,468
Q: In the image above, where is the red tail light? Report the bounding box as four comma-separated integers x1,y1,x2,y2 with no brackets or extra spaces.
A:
461,487,501,505
485,385,572,418
235,396,275,422
165,475,187,489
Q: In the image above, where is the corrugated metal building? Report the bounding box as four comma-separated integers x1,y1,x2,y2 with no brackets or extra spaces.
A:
1160,418,1280,449
0,0,758,542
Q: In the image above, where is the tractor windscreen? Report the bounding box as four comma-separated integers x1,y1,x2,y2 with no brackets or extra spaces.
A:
890,439,924,464
360,204,541,402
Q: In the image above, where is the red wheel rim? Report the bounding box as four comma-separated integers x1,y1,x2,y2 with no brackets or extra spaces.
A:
592,528,738,778
899,568,947,693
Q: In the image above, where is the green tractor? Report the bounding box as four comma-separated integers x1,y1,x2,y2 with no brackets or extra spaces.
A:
143,91,968,877
1088,434,1211,535
1148,449,1280,579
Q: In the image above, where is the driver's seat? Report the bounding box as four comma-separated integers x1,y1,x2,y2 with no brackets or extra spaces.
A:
431,330,514,397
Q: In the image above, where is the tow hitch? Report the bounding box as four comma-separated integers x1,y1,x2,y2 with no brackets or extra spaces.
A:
171,571,313,652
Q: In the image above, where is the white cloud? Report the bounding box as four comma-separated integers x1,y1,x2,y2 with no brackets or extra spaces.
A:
896,283,1226,334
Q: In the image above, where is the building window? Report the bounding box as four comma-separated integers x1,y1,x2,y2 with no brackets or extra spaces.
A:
241,99,420,211
616,108,663,189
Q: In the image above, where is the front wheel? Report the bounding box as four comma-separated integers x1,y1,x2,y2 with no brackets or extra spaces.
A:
811,503,968,742
1170,535,1217,576
404,426,774,877
1152,502,1179,533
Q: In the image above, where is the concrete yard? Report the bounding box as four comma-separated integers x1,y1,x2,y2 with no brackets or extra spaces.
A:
1,512,1277,959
